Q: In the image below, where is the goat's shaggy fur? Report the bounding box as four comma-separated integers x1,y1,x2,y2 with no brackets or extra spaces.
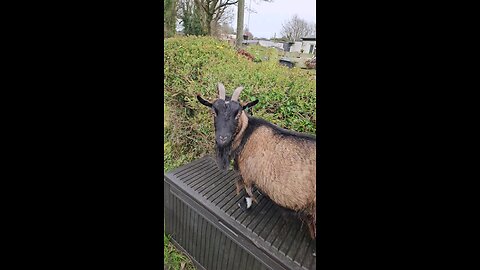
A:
231,112,316,238
197,83,316,238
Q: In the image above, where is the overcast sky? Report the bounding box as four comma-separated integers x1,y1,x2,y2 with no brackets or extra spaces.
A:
231,0,316,39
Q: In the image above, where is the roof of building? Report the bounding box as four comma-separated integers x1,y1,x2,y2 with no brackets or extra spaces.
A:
301,35,316,40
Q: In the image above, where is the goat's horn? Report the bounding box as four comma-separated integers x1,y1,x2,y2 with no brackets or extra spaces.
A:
231,86,244,101
217,83,226,100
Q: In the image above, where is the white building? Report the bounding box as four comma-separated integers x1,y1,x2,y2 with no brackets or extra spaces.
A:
288,36,316,54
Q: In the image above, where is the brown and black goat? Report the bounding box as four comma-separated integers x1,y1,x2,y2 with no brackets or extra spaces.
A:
197,83,316,239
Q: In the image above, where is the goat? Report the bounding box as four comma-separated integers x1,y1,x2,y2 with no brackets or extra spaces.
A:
197,83,317,239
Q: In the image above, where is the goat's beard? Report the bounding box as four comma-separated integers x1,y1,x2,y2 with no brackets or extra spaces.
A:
215,143,231,171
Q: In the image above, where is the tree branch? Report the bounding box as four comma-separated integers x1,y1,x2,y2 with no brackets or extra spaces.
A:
217,0,238,9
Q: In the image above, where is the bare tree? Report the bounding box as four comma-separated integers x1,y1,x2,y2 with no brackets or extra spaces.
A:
176,0,274,39
211,7,234,36
280,14,315,41
193,0,238,35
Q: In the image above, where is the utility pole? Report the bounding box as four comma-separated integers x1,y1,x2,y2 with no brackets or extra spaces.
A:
235,0,245,48
247,0,252,29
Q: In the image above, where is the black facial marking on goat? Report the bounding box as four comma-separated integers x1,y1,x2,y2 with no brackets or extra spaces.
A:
198,94,248,171
215,142,231,171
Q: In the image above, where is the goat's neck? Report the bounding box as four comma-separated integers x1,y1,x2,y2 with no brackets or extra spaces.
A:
232,111,248,153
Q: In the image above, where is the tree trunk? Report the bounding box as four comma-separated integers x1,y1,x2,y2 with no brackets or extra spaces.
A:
235,0,245,48
164,0,177,38
172,0,177,36
206,13,213,35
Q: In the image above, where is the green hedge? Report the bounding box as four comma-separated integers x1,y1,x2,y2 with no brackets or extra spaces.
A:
164,36,316,171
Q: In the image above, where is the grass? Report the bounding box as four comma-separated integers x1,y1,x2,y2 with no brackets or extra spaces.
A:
242,44,280,63
164,232,196,270
243,44,315,69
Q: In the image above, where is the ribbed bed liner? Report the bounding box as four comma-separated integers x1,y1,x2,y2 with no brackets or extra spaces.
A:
164,156,316,270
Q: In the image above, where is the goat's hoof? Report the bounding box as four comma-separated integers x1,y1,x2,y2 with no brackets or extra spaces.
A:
238,201,251,211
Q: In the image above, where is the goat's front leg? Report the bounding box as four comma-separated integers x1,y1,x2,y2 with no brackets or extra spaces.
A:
244,185,258,204
235,178,244,196
238,184,257,211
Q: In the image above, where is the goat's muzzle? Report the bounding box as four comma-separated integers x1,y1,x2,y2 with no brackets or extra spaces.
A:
217,135,228,145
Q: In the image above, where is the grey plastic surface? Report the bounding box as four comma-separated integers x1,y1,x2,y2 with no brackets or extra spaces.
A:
164,156,316,270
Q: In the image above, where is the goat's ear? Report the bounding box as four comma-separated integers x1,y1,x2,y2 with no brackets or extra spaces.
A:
197,95,212,107
242,99,259,110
